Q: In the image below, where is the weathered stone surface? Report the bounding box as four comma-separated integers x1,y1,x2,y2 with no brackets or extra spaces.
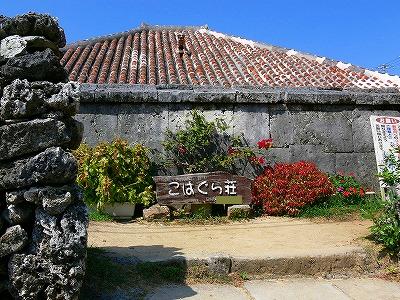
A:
31,203,88,264
0,118,83,161
0,79,80,120
269,109,294,148
117,103,169,150
335,152,378,189
8,254,47,299
206,255,231,275
0,49,67,84
5,203,35,225
10,185,81,215
232,104,269,146
0,13,66,47
8,203,88,299
143,204,170,220
5,190,25,205
0,35,58,60
67,103,116,146
40,186,81,215
291,110,353,152
290,145,335,174
0,147,77,191
227,205,252,219
0,225,27,257
0,258,7,277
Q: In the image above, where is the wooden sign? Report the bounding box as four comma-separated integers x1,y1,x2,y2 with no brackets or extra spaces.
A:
153,172,252,205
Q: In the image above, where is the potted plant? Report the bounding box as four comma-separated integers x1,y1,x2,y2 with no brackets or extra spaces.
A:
74,139,155,219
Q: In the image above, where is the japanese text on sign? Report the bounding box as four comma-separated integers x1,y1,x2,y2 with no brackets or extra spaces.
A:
370,115,400,188
168,180,237,196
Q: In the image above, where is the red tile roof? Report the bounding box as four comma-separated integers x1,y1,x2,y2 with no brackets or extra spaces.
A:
60,25,400,90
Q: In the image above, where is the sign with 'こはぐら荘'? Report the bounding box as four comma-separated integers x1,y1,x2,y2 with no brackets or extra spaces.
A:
153,172,252,205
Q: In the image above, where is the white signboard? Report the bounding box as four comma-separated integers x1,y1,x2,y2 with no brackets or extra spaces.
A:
370,115,400,189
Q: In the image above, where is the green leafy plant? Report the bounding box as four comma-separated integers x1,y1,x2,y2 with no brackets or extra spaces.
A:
371,190,400,251
74,139,155,210
162,110,271,175
370,147,400,252
240,272,250,280
329,172,366,204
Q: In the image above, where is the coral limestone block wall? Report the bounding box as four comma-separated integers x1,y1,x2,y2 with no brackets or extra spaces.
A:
78,84,400,189
0,13,88,299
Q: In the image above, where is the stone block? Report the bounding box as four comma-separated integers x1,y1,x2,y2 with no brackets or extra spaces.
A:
0,118,82,161
269,109,294,147
227,205,252,219
143,204,170,220
291,110,353,152
5,203,35,225
8,203,88,299
335,152,379,190
0,12,66,47
285,88,355,105
0,79,80,120
264,147,291,165
157,89,195,102
206,255,231,275
76,103,118,146
117,103,168,150
0,225,27,257
0,35,58,60
0,147,77,191
235,87,282,103
106,84,158,103
232,104,269,146
193,86,236,103
290,145,336,174
0,49,67,84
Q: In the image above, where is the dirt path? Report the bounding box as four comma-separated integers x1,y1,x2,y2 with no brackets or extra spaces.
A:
88,217,372,262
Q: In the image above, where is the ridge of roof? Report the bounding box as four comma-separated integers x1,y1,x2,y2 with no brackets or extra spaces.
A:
62,23,209,50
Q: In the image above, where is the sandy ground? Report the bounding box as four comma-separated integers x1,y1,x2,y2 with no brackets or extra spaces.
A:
88,217,372,261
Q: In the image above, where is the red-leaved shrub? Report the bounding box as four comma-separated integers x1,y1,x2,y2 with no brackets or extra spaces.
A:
252,161,335,216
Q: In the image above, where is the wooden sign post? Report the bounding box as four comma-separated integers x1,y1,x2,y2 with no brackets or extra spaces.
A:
153,172,252,205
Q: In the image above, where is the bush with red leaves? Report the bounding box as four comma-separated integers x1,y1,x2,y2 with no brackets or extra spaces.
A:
252,161,335,216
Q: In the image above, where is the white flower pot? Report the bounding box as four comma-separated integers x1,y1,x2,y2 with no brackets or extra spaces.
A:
103,203,136,219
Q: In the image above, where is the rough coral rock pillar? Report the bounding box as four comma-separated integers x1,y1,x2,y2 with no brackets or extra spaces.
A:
0,12,88,299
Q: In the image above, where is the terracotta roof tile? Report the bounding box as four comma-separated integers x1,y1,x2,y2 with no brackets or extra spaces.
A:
60,25,400,89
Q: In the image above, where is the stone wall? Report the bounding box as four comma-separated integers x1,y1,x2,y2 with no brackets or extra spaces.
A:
78,84,400,189
0,13,88,299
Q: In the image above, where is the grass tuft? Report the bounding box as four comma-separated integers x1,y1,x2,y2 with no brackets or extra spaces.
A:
298,195,384,220
88,209,114,222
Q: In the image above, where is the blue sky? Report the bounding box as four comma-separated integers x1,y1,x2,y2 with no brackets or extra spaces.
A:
2,0,400,74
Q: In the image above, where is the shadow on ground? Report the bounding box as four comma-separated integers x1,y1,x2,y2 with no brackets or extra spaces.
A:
80,245,197,300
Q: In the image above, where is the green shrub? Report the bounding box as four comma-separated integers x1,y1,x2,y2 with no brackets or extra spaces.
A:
74,139,155,210
162,110,270,175
252,161,335,216
371,191,400,251
370,148,400,252
329,172,366,204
